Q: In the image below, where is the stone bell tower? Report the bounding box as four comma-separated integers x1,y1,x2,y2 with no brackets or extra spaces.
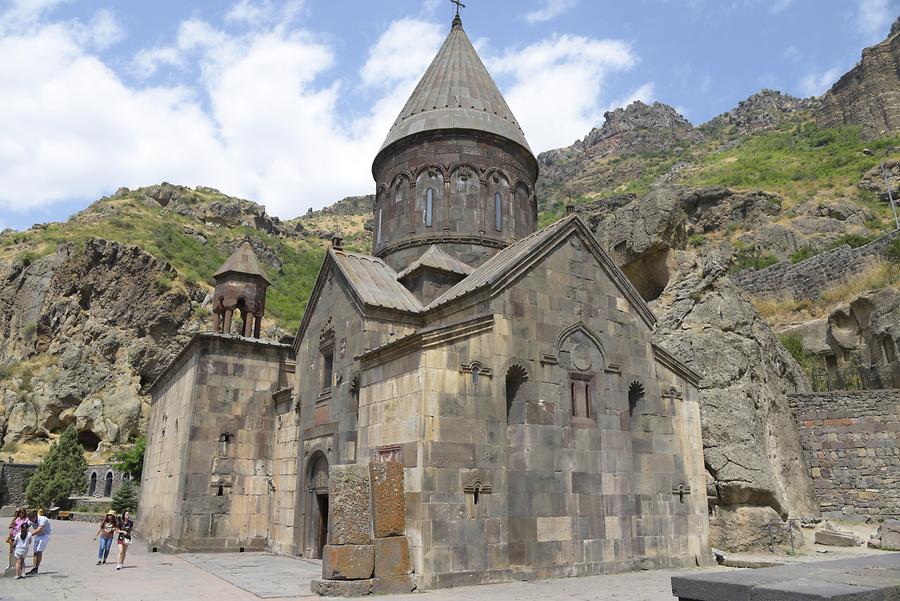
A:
211,241,270,338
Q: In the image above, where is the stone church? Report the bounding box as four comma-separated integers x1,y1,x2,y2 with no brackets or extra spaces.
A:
138,12,710,590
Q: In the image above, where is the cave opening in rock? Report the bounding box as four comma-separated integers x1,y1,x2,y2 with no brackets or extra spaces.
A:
621,248,671,302
77,429,101,452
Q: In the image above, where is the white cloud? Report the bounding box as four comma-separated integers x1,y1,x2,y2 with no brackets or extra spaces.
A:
857,0,895,40
74,9,124,50
225,0,305,27
524,0,577,23
489,35,638,150
0,4,644,220
0,0,68,33
769,0,793,14
798,66,841,97
360,19,442,88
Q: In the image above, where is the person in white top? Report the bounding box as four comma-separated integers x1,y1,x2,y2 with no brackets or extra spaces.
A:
13,523,32,579
27,509,51,575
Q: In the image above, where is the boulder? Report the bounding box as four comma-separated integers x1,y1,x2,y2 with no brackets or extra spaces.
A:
815,527,861,547
653,251,818,522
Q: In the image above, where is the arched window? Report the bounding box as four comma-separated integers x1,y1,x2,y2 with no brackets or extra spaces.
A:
89,472,97,496
425,188,434,227
376,209,383,245
104,471,113,497
495,192,502,231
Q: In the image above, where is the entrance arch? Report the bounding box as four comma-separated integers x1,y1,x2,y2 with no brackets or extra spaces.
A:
104,471,113,496
89,472,97,496
306,453,330,558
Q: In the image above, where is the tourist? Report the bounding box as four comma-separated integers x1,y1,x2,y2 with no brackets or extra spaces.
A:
26,509,51,575
13,522,32,579
94,511,117,565
6,508,31,568
115,511,133,570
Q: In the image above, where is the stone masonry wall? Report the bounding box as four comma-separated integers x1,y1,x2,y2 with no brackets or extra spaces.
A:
0,462,38,507
733,230,899,299
789,390,900,519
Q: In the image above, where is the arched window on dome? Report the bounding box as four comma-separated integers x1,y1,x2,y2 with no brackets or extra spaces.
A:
425,188,434,227
376,209,383,245
494,192,502,232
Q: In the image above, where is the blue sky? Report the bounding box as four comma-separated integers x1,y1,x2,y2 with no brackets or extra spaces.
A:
0,0,897,230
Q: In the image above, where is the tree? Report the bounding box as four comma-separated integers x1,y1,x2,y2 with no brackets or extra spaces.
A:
25,425,88,509
112,436,145,480
111,479,138,514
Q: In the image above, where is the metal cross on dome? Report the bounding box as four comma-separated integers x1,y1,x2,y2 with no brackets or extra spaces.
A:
451,0,465,16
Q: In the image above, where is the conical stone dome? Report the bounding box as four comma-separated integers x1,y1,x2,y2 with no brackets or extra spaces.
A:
377,15,531,158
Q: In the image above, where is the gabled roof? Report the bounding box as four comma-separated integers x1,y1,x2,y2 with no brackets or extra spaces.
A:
396,245,474,281
214,241,271,283
377,16,532,157
423,214,658,328
331,249,424,313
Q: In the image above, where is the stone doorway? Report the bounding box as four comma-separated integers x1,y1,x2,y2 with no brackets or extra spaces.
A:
306,453,329,558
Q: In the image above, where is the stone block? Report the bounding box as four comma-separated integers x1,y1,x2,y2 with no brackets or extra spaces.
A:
370,461,406,538
374,536,411,577
372,574,416,595
880,520,900,550
815,529,860,547
322,544,374,580
312,578,372,597
329,464,371,545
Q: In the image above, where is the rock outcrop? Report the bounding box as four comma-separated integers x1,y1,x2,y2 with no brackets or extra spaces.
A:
651,251,819,520
816,17,900,137
0,239,197,450
702,90,813,137
537,102,698,203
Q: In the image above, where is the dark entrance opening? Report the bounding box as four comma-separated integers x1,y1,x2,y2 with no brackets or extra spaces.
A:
104,472,113,496
78,429,101,452
89,472,97,496
306,453,330,558
316,493,329,558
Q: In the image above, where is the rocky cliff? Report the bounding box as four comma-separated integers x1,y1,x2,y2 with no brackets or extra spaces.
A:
816,17,900,136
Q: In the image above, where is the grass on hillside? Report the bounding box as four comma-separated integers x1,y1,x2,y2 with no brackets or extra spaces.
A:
753,260,899,327
684,123,900,213
0,196,327,331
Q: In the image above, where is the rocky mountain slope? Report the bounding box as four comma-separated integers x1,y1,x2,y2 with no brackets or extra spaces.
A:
0,184,372,457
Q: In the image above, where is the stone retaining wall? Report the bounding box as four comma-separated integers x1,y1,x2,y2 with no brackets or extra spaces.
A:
0,462,38,507
734,230,899,299
789,390,900,519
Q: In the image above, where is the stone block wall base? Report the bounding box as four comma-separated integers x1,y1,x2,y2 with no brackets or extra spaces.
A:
312,578,373,597
370,462,406,538
374,536,410,577
372,574,416,595
322,544,375,580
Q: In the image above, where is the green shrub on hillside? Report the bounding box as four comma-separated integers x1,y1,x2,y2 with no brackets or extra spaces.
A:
729,243,779,273
887,237,900,263
779,333,817,372
790,246,817,264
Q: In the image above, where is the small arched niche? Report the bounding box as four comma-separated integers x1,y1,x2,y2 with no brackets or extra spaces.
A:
628,381,645,415
505,364,529,422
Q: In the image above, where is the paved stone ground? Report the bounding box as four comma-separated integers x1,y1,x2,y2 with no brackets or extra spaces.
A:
0,521,723,601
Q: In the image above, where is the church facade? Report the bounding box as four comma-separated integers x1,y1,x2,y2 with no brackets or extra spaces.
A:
138,13,710,589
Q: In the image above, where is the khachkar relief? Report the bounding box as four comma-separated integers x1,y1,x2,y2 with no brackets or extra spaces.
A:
570,343,592,372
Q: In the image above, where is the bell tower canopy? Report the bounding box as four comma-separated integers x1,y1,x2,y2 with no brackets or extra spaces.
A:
375,14,533,164
212,241,270,338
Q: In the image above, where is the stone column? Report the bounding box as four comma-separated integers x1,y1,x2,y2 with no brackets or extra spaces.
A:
243,312,255,337
222,309,233,335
